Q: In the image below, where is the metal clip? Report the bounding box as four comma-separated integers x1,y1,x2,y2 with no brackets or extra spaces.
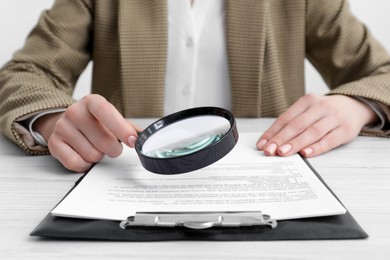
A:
120,211,277,230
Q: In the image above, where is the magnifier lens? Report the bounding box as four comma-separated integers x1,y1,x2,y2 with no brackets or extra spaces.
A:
141,116,230,159
136,107,238,174
147,133,223,158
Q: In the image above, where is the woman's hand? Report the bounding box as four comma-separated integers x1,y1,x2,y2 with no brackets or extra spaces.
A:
34,94,141,172
256,94,378,157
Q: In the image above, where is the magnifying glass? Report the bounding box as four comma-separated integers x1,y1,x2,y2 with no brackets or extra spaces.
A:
135,107,239,174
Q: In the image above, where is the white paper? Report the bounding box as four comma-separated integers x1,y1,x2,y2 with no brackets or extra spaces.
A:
51,133,346,221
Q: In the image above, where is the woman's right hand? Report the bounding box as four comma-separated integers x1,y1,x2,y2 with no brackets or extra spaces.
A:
34,94,141,172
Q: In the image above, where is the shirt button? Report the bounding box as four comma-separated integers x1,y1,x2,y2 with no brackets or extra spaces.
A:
182,85,190,95
186,37,194,47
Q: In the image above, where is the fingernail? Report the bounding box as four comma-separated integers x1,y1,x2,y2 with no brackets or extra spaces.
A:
257,139,267,150
279,144,292,155
265,143,277,155
302,147,313,156
127,135,137,148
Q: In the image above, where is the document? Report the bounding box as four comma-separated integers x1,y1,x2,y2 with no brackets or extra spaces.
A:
51,133,346,221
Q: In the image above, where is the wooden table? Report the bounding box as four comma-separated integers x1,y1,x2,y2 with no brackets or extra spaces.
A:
1,118,389,259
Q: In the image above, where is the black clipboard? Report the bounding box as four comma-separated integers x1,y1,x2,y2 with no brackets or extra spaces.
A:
30,158,368,241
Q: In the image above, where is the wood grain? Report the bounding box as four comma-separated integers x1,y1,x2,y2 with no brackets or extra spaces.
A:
1,119,389,259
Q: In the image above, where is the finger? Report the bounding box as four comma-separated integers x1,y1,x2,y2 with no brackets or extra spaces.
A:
265,107,327,153
299,126,354,158
261,107,328,156
72,108,123,158
257,94,318,149
61,123,106,162
48,139,92,173
126,119,144,133
83,95,138,146
276,115,339,156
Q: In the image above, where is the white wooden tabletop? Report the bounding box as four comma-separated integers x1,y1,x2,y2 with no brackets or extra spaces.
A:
1,118,389,260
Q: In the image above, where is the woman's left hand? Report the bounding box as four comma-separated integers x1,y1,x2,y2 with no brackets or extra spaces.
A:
256,94,378,157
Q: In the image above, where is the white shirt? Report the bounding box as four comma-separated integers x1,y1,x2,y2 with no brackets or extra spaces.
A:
164,0,232,115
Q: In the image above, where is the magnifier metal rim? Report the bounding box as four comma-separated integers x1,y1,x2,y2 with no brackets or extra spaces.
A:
135,107,239,175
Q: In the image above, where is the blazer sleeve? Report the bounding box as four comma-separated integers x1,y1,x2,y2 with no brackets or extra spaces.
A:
0,0,94,154
305,0,390,137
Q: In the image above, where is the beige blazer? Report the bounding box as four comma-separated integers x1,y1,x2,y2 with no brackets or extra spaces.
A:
1,0,390,154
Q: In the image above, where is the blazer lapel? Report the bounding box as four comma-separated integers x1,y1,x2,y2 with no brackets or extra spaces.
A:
118,0,168,117
225,0,268,116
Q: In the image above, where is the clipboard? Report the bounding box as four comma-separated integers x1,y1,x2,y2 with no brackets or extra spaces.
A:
30,158,368,241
